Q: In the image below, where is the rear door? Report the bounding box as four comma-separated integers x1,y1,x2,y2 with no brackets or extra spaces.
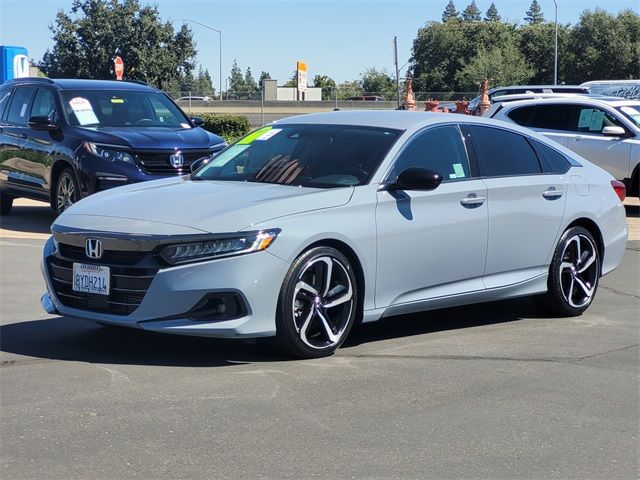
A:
465,125,567,288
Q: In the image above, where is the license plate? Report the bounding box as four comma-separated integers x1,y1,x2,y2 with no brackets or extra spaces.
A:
72,263,110,296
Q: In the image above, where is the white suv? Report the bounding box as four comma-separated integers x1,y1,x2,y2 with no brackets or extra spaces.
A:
489,96,640,198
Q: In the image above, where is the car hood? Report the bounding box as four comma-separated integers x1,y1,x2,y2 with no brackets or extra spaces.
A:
56,177,354,234
75,126,223,150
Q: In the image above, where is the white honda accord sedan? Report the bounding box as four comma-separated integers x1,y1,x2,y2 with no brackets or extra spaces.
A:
41,111,628,358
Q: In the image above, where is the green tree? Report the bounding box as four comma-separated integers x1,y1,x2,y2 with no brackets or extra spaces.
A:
525,0,544,24
244,67,258,93
462,1,481,22
456,41,534,91
312,74,336,100
194,66,215,96
484,2,501,22
565,9,640,82
442,0,459,22
518,22,570,84
258,70,271,87
282,71,297,87
40,0,196,90
360,68,395,99
228,59,245,92
336,80,362,99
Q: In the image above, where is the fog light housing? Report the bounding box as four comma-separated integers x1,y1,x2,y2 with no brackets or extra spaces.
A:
188,292,247,321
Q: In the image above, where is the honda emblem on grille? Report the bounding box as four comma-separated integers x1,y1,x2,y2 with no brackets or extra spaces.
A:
85,239,103,259
169,153,184,168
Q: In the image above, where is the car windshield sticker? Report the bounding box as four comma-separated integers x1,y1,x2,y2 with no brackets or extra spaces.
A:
69,97,99,126
453,163,466,178
180,123,191,129
110,98,125,104
19,102,27,118
255,128,282,141
578,109,593,128
208,144,250,168
238,126,272,145
589,110,605,131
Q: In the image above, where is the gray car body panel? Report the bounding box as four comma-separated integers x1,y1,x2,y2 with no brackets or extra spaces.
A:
41,111,628,338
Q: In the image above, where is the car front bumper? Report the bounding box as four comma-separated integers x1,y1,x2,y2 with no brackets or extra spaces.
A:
41,236,290,338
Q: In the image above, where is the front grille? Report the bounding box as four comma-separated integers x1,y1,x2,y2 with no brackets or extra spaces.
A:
59,243,147,266
47,255,158,316
134,150,211,175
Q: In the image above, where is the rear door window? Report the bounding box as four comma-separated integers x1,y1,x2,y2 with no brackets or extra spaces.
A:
466,125,542,177
6,86,36,125
509,104,577,131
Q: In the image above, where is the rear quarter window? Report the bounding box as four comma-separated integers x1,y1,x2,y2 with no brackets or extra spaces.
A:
531,140,573,174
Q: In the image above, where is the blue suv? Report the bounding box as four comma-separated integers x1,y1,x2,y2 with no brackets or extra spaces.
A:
0,78,225,215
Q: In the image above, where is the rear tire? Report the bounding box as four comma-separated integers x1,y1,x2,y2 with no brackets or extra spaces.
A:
275,247,358,359
0,191,13,216
539,226,600,317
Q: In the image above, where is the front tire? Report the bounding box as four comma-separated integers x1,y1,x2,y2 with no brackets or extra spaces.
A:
55,168,79,214
541,226,600,317
275,247,358,359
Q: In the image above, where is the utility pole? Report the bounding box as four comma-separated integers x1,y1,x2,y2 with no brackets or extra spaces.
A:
394,36,401,108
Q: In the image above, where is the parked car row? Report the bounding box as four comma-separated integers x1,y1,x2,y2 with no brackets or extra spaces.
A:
0,77,226,215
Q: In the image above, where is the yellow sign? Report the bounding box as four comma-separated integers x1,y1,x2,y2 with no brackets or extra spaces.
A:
297,61,307,92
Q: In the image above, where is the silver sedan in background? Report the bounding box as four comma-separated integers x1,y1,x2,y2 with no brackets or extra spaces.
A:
41,111,628,358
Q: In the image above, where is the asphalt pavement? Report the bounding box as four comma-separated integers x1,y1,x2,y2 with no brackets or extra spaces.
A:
1,231,639,479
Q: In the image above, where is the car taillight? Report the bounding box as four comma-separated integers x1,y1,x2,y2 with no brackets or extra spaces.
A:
611,180,626,202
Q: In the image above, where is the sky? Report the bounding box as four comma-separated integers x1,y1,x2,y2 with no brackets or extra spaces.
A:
0,0,636,93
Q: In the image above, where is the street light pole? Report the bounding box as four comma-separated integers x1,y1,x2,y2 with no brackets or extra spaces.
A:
552,0,558,85
175,18,223,100
393,36,401,108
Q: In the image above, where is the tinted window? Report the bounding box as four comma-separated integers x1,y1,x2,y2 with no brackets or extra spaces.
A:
194,124,401,188
467,125,542,177
390,125,471,182
31,88,59,121
6,86,36,125
532,140,571,174
0,88,12,120
509,104,576,131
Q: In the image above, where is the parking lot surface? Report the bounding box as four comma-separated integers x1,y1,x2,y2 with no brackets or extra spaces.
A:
0,202,638,479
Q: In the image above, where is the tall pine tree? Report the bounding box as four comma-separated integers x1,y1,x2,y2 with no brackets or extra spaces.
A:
484,2,501,22
525,0,544,24
462,1,482,22
442,1,459,22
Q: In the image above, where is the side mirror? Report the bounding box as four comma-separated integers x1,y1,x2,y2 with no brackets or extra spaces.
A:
28,115,58,131
191,116,205,127
190,156,210,173
380,167,443,191
602,126,626,137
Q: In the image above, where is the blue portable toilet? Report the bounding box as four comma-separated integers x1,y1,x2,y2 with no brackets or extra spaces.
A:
0,46,30,84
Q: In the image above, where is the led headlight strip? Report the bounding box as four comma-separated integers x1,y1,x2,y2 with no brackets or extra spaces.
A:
160,229,281,265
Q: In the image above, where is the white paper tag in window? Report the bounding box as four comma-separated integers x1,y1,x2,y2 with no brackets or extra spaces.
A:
453,163,465,178
69,97,99,126
578,109,593,128
589,111,605,131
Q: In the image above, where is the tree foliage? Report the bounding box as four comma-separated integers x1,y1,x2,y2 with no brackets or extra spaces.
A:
360,68,396,99
442,1,459,22
410,3,640,92
525,0,544,24
312,75,336,100
40,0,196,90
484,2,501,22
462,1,481,22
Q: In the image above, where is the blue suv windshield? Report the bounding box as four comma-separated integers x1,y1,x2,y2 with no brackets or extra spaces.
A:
61,89,191,128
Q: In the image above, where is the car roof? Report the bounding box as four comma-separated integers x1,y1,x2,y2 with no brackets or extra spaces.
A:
495,96,640,109
490,85,586,91
271,110,538,133
3,77,157,91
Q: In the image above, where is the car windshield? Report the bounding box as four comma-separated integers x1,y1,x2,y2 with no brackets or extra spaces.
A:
193,124,402,188
616,105,640,128
61,89,190,128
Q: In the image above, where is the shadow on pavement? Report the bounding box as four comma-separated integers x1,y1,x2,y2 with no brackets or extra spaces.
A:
0,202,56,235
625,204,639,218
0,297,544,367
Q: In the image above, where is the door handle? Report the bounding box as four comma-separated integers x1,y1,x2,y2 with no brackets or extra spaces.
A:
460,194,486,207
542,188,563,200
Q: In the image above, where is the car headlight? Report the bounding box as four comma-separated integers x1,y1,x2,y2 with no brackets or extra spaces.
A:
160,229,281,265
84,142,135,164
